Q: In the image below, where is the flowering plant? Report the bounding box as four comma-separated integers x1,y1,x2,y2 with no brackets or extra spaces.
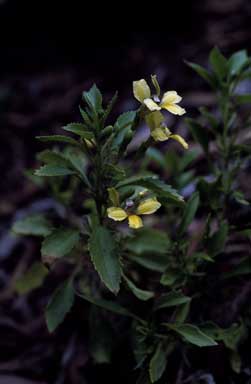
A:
12,48,251,383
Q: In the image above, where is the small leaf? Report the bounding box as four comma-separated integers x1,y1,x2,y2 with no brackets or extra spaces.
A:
228,50,248,76
149,343,167,383
126,228,170,255
46,278,75,332
36,135,80,146
62,123,94,139
64,147,90,186
117,175,184,204
15,262,48,294
185,118,209,152
208,221,228,257
35,164,75,177
185,61,216,87
123,274,154,301
83,84,103,111
41,228,80,258
154,291,191,311
89,225,121,294
209,47,228,80
77,291,140,321
113,110,137,148
178,192,200,235
165,323,217,347
235,94,251,105
12,214,53,237
108,187,120,206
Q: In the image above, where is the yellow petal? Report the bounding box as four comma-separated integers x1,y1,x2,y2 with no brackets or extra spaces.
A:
143,98,161,111
145,111,164,130
128,215,143,229
170,134,189,149
161,91,182,105
162,104,186,115
151,127,171,142
137,198,161,215
107,207,128,221
133,79,151,103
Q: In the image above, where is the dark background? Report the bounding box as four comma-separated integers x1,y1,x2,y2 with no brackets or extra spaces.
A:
0,1,251,383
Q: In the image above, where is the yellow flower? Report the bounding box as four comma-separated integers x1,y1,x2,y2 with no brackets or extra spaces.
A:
145,111,188,149
133,78,186,116
107,198,161,229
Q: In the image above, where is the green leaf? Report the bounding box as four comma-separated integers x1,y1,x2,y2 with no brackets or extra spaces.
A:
185,118,209,152
77,291,141,321
185,61,216,87
223,256,251,278
12,214,53,237
209,47,228,80
83,84,103,111
235,94,251,105
113,110,137,148
64,147,90,186
62,123,94,139
208,221,228,257
15,262,48,294
154,291,191,311
108,187,120,206
117,175,184,204
160,268,179,286
35,164,75,177
123,274,154,301
173,302,191,324
178,192,200,235
36,135,80,146
37,150,70,167
165,323,217,347
126,228,170,255
46,278,75,332
41,228,80,258
149,343,167,383
228,50,248,76
89,226,121,294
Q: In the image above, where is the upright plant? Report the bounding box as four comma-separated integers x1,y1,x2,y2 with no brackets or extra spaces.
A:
13,48,251,383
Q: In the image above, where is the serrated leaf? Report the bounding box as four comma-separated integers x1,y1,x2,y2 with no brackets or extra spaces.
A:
178,192,200,235
149,343,167,383
35,164,75,177
46,278,75,332
62,123,94,139
64,147,90,187
89,225,121,294
117,175,184,204
12,214,53,237
41,228,80,258
123,274,154,301
154,291,191,311
36,135,80,146
165,323,217,347
15,262,48,294
37,150,70,167
113,110,137,148
83,84,103,111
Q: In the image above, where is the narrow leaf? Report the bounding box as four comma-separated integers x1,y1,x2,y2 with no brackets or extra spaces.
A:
41,228,80,258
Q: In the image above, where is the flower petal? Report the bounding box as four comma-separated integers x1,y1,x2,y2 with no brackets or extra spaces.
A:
143,98,161,111
133,79,151,103
161,91,182,105
137,198,161,215
170,134,189,149
107,207,128,221
162,104,186,115
128,215,143,229
151,127,171,142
